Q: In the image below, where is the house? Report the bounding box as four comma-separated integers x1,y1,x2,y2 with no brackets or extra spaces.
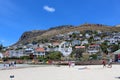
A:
109,38,118,44
68,32,73,35
34,48,45,57
4,51,9,57
52,42,60,48
96,41,102,45
97,30,102,34
68,31,80,35
75,46,85,49
94,36,101,41
0,53,3,58
58,41,72,56
37,43,45,48
87,44,100,54
113,49,120,62
103,37,110,41
26,43,34,48
79,34,83,37
81,39,88,45
42,43,52,51
75,46,86,52
72,40,81,46
24,48,34,56
31,44,39,49
113,36,120,41
85,33,91,38
75,46,86,55
63,34,71,40
8,50,24,58
73,31,80,34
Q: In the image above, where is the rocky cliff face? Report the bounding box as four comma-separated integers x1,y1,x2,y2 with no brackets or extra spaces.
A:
19,30,46,41
17,30,46,45
14,24,120,45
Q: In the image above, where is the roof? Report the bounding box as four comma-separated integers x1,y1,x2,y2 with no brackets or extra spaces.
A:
35,48,45,52
89,44,99,47
113,49,120,55
25,48,33,51
75,46,85,49
52,42,60,46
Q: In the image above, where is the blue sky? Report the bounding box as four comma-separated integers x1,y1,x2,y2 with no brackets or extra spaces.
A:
0,0,120,46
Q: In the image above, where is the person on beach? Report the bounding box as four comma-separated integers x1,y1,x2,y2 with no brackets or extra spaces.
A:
107,58,112,68
3,63,7,69
14,61,16,67
71,62,75,67
68,61,71,68
102,59,106,68
8,62,11,67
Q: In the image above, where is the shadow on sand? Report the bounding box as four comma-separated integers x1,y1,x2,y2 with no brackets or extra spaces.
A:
115,77,120,79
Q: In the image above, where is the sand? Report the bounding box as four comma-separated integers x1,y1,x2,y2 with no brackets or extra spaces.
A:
0,65,120,80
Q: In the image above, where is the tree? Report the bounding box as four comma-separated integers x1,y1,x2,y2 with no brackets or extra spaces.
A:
32,40,37,45
93,31,98,35
100,41,108,54
72,33,77,38
0,44,3,51
38,56,46,62
110,44,119,52
47,51,63,60
88,36,94,43
81,53,89,61
74,48,84,60
89,54,97,60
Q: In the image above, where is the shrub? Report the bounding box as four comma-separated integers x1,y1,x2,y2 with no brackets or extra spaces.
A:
89,54,97,60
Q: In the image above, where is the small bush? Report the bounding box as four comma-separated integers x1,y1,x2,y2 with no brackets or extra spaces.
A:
89,54,97,60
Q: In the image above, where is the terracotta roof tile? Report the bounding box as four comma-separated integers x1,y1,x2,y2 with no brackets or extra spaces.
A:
75,46,85,48
35,48,45,52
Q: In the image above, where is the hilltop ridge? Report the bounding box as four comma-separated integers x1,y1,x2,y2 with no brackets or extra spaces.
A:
14,23,120,46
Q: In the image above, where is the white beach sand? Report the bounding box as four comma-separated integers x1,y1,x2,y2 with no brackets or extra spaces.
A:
0,65,120,80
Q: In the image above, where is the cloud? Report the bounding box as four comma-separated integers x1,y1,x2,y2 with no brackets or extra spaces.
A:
43,5,55,12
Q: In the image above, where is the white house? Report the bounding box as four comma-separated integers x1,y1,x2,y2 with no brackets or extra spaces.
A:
8,50,24,58
113,49,120,62
94,36,101,41
72,40,81,46
59,41,72,56
34,48,46,57
26,43,34,48
85,33,91,38
109,38,118,44
81,39,88,45
87,44,100,54
0,53,3,58
24,48,34,56
113,36,120,41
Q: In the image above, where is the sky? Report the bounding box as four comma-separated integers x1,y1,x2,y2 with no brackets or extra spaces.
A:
0,0,120,46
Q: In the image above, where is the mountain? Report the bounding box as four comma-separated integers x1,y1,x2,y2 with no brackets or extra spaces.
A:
14,24,120,45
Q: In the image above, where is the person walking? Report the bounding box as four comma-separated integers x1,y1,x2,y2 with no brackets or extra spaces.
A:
68,61,71,68
102,59,106,68
107,58,112,68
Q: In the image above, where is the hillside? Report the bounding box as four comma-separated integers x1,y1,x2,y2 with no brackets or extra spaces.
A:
15,24,120,45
